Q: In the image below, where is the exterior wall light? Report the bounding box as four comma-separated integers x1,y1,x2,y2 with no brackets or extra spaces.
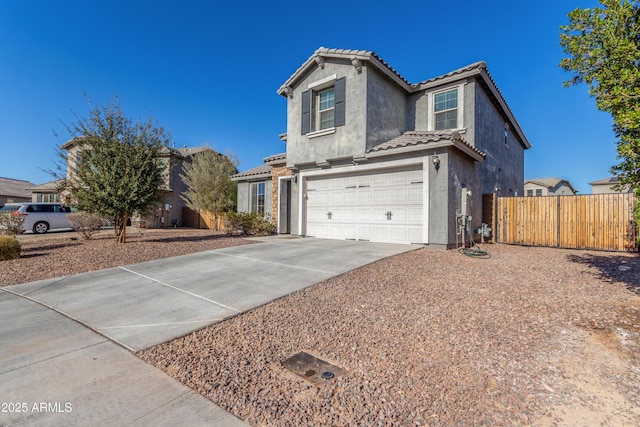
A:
432,153,440,171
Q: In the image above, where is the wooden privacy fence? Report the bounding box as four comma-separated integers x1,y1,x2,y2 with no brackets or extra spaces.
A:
492,193,637,252
182,207,224,230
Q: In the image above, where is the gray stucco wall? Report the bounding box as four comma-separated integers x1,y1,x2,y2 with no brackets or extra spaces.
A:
145,155,189,228
290,179,300,235
473,78,525,197
285,58,369,167
462,79,476,147
409,78,475,147
447,150,483,246
366,67,406,150
428,151,449,247
237,181,250,213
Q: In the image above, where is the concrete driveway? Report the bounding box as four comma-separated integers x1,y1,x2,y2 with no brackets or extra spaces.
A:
0,237,417,426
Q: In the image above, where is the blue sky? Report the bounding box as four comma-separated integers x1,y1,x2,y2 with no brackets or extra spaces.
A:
0,0,615,194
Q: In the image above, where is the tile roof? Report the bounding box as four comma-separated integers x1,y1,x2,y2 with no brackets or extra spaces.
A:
316,47,411,86
0,177,35,198
366,130,486,159
26,179,64,191
525,178,563,188
413,61,487,87
264,152,286,165
278,47,411,95
231,164,272,180
589,176,621,185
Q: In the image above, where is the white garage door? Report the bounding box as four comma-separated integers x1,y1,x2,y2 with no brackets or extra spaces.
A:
305,167,424,244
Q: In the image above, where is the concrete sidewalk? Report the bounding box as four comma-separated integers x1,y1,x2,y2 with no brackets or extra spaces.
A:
0,237,417,425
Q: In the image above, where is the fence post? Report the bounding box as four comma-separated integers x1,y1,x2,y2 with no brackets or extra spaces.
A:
493,193,498,243
556,196,561,248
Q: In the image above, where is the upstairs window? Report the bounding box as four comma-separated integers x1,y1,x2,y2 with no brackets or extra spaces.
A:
250,182,265,213
301,76,346,135
434,89,458,130
317,88,335,130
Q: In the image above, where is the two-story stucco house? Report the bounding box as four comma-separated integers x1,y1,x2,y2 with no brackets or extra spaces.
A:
235,48,530,248
524,178,577,196
62,138,212,228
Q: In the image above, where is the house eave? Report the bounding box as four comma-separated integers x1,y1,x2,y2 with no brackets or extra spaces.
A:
277,48,412,96
365,140,485,162
417,66,531,151
231,172,272,182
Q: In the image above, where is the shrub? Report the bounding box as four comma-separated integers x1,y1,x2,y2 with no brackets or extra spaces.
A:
0,235,21,260
221,211,276,236
0,211,24,236
68,211,104,240
221,211,243,235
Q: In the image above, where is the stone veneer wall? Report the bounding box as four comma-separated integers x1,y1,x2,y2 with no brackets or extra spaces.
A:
270,163,291,226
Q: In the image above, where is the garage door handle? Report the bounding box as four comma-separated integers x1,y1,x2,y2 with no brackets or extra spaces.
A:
386,211,392,220
327,212,332,219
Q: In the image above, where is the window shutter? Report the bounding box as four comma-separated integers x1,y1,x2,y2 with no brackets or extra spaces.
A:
301,90,311,134
334,77,346,127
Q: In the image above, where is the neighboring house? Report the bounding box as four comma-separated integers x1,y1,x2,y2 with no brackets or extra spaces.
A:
589,177,633,194
62,139,214,228
27,179,64,203
524,178,577,196
235,47,530,248
148,145,210,228
0,177,34,207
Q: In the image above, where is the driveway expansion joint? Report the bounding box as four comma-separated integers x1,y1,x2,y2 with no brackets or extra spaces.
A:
118,266,241,313
0,287,135,353
205,250,338,275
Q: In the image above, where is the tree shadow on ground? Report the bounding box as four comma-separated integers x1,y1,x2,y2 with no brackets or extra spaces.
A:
19,253,47,259
20,241,83,253
138,233,247,244
566,252,640,295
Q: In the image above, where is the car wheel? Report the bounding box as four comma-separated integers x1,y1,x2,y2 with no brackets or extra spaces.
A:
33,221,49,234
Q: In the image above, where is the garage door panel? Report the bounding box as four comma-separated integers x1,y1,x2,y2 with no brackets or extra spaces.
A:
306,167,425,244
342,207,359,221
407,207,423,221
407,187,422,201
356,226,371,241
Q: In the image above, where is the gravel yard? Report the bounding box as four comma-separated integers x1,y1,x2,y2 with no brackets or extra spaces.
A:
0,228,254,287
2,229,639,425
139,243,640,426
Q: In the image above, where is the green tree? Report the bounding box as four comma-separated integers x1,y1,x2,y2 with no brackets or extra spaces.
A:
560,1,640,185
180,147,239,229
61,99,171,243
560,0,640,245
